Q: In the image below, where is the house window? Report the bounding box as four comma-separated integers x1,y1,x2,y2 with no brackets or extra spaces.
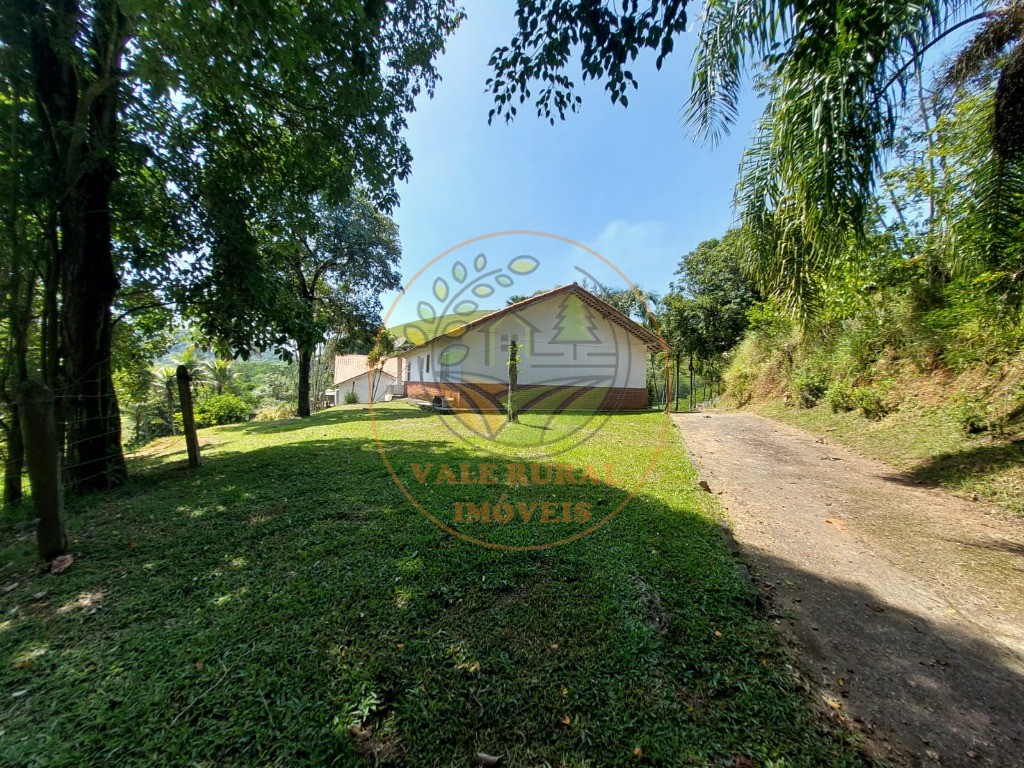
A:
425,353,431,373
405,360,411,380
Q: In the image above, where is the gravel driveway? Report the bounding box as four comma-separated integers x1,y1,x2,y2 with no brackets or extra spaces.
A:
674,411,1024,767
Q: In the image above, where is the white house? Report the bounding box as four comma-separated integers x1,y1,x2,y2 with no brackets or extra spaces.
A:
395,283,662,412
329,354,398,406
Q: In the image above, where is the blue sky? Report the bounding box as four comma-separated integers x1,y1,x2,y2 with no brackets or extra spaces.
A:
383,0,764,327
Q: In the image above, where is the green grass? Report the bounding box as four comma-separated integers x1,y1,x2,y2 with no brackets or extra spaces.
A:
753,400,1024,516
1,404,867,766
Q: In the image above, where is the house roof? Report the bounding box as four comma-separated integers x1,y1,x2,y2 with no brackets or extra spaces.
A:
333,354,398,386
398,283,664,353
387,310,494,346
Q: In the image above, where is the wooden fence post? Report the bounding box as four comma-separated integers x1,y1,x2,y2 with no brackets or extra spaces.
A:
507,340,519,423
20,380,66,561
176,365,201,468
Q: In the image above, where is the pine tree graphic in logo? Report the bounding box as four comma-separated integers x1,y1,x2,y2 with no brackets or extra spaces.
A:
551,293,600,359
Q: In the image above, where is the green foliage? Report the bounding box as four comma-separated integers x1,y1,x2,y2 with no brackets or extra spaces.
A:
254,403,296,422
746,299,796,347
792,366,830,408
849,385,892,421
824,382,856,413
235,360,298,407
663,230,760,359
193,394,251,429
342,390,360,405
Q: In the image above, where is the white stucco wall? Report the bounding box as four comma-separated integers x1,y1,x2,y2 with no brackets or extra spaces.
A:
400,294,650,391
333,371,396,405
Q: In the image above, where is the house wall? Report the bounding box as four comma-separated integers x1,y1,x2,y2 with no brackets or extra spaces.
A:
334,371,396,406
399,295,651,411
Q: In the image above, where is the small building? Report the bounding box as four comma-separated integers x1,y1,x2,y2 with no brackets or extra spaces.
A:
329,354,399,405
394,283,662,412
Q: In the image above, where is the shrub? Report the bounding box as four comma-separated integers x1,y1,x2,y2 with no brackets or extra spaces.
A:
791,367,829,408
746,299,795,346
823,382,855,413
254,403,295,422
194,393,251,428
849,385,891,420
950,394,988,434
343,390,359,405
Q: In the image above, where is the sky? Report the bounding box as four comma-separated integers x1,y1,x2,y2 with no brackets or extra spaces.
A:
382,0,765,328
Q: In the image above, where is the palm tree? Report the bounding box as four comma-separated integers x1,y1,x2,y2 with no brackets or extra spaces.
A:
487,1,1021,310
203,358,236,396
172,346,206,397
936,3,1024,299
686,0,1023,312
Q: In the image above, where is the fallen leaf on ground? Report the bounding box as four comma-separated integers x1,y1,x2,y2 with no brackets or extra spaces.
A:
559,714,571,726
867,603,885,613
825,518,846,530
473,753,502,767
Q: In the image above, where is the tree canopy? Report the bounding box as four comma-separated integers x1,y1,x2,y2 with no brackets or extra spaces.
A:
488,0,1023,315
0,0,461,493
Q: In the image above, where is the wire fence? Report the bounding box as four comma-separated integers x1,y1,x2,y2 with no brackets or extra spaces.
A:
0,359,197,497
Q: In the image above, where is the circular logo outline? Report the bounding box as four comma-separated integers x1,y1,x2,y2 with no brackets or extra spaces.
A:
370,230,670,551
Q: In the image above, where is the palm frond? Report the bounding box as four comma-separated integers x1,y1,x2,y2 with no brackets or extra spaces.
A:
940,1,1024,90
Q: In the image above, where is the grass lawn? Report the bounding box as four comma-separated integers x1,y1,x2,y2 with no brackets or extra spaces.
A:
1,404,866,767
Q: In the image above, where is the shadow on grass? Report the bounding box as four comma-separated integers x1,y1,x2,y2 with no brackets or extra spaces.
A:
213,402,433,435
737,543,1024,766
2,421,880,767
898,440,1024,488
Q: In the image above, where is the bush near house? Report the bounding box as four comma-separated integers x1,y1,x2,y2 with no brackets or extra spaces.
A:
193,393,251,428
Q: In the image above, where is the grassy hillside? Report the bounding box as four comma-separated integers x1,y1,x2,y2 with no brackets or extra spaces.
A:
1,405,866,766
723,313,1024,516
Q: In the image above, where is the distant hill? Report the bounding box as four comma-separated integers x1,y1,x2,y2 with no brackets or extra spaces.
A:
387,310,496,347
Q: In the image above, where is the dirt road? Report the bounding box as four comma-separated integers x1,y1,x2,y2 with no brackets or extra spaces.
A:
673,411,1024,767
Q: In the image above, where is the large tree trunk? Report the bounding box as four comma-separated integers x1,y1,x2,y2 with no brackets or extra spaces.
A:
298,346,312,417
28,0,129,491
61,165,126,491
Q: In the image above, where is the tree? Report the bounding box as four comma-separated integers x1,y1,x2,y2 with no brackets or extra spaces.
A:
487,1,1021,314
204,359,235,396
367,330,398,404
192,191,402,417
670,230,760,355
662,231,760,408
1,0,461,491
0,33,51,505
